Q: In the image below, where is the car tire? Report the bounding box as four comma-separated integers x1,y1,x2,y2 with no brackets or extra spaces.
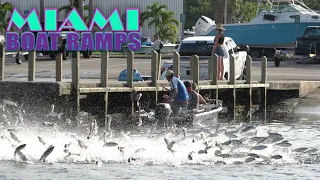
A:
49,52,56,60
241,64,247,80
83,51,91,58
24,54,28,61
274,57,280,67
250,50,260,58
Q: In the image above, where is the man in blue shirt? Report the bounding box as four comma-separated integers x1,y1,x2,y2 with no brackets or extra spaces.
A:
165,70,189,117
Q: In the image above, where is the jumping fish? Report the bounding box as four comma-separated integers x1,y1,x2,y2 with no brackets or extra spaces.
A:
43,122,55,127
39,145,54,162
103,142,118,147
14,144,26,156
10,132,21,143
164,138,175,154
2,99,18,107
251,145,268,150
246,108,255,117
45,104,63,120
38,136,46,146
78,140,88,149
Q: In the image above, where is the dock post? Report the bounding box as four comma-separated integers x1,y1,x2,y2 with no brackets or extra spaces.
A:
0,44,4,81
28,50,36,81
72,51,80,116
101,51,109,120
151,51,158,105
127,51,134,116
229,54,236,120
260,56,267,121
191,55,199,91
210,55,218,100
173,52,180,78
245,55,252,121
56,53,62,81
157,52,162,80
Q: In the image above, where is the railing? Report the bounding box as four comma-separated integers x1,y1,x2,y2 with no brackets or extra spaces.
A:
0,44,268,120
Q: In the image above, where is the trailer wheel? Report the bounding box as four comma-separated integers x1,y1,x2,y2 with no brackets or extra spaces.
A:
24,54,28,60
274,57,281,67
49,52,56,60
250,50,260,58
83,51,91,58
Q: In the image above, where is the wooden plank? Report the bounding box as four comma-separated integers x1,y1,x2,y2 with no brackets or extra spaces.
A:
100,51,109,87
127,51,134,88
151,51,158,86
261,56,267,83
229,54,235,85
56,53,62,82
72,52,80,116
0,44,4,81
246,55,252,84
151,50,158,105
211,54,218,85
28,50,36,81
173,51,180,78
191,55,199,86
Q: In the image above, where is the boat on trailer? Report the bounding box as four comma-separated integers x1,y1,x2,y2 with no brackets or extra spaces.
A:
194,0,320,57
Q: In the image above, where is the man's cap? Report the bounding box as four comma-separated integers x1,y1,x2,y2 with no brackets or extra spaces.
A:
165,70,174,77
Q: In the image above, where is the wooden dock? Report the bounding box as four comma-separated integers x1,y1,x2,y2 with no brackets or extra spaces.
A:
0,44,319,122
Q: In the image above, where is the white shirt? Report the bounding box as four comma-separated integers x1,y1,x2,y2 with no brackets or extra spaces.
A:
153,39,161,50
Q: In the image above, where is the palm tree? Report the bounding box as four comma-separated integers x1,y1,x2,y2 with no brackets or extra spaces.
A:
141,2,179,43
58,0,89,22
0,2,13,34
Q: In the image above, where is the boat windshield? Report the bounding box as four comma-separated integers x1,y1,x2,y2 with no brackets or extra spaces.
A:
278,4,313,13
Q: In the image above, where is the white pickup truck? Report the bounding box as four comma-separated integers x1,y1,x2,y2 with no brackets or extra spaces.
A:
160,36,248,80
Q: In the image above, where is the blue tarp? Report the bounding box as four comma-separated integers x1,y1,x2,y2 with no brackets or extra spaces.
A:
118,68,144,81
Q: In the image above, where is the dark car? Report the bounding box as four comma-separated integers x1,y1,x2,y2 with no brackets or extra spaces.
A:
295,26,320,62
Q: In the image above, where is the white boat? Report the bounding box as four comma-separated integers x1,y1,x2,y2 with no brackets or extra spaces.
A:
166,100,223,128
195,0,320,49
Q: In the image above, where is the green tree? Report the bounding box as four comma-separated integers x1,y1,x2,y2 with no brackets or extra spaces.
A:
141,2,179,43
58,0,89,21
0,2,13,33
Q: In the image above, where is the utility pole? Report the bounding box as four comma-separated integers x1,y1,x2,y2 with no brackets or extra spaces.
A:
40,0,45,22
89,0,94,23
79,0,84,18
224,0,227,24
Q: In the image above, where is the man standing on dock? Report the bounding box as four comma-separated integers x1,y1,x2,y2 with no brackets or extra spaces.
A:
164,70,189,117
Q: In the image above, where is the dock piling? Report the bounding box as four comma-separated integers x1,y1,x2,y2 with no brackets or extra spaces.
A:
101,51,109,118
28,50,36,81
210,55,218,100
229,54,236,119
127,51,134,116
56,53,62,82
191,55,199,87
0,44,4,81
245,55,252,121
173,51,180,78
71,52,80,116
260,56,267,121
157,53,162,80
151,51,158,105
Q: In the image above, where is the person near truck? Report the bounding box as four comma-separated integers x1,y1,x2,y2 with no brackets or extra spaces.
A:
153,34,163,54
163,70,189,117
211,23,225,80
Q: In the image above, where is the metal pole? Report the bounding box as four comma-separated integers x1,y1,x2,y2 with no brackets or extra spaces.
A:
89,0,94,22
224,0,228,24
40,0,45,22
79,0,84,18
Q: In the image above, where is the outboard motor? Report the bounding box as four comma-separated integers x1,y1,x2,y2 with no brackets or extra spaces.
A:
154,103,172,128
194,16,216,36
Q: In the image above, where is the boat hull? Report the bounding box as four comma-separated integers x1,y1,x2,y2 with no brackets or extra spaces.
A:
205,22,320,49
192,107,223,129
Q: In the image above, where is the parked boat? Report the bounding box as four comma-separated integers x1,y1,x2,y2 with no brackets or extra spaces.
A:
195,0,320,50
